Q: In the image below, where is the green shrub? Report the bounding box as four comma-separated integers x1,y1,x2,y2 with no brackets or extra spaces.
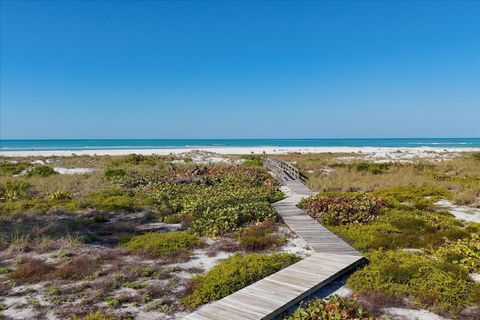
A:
150,166,282,236
300,193,383,226
329,222,399,251
190,202,277,236
328,162,389,174
152,184,204,215
48,191,74,201
354,162,389,174
81,189,140,212
348,251,430,296
1,266,11,274
26,165,56,177
182,253,299,308
1,179,31,200
287,295,380,320
0,162,28,176
241,155,263,167
105,296,120,308
122,281,145,289
370,186,448,207
163,214,182,224
121,231,200,257
238,220,286,251
123,154,158,165
409,266,478,313
431,233,480,273
355,162,370,172
0,198,54,214
145,300,173,312
413,162,434,172
104,168,127,182
0,183,80,214
133,266,157,277
331,208,468,251
348,250,479,314
239,233,281,251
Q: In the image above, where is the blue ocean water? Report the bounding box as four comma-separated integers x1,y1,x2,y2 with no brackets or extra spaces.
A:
0,138,479,151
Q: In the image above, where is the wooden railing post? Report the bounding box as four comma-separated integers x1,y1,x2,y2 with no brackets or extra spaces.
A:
264,157,300,182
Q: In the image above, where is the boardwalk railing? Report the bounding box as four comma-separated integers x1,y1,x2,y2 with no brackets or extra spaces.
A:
264,158,300,181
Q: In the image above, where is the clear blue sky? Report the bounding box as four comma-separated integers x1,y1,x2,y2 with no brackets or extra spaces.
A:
1,0,479,139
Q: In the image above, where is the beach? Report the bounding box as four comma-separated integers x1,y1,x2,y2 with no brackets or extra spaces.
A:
1,146,479,161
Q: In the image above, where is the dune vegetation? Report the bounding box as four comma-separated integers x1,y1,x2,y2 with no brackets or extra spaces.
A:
286,152,480,319
0,153,299,319
287,295,382,320
280,152,480,206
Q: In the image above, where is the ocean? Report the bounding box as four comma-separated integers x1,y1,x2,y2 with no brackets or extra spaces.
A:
0,138,479,151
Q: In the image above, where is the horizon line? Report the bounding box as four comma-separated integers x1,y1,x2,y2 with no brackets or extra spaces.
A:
1,137,479,141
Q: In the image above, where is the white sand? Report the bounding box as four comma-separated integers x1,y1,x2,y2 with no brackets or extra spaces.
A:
53,167,97,174
1,146,479,158
435,199,480,223
471,273,480,282
382,307,447,320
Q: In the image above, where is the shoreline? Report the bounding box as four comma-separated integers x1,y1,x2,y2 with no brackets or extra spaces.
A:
1,146,480,157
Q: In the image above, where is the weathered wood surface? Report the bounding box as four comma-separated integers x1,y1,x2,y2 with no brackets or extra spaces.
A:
282,180,315,195
183,160,365,320
183,253,364,320
273,180,362,257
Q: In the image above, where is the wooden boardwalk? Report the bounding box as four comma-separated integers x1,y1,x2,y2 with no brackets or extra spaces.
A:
183,253,364,320
183,159,365,320
273,180,362,257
